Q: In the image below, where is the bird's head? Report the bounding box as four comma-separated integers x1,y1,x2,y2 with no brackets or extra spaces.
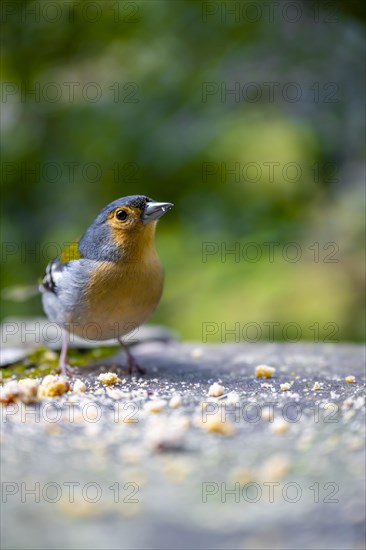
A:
78,195,173,261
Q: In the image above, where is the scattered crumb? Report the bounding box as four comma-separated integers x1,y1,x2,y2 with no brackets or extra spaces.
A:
178,416,190,429
0,381,22,404
260,454,290,480
342,398,353,409
323,402,337,410
145,416,185,451
162,459,191,483
114,403,139,423
17,378,40,404
280,382,291,391
38,375,70,398
262,406,274,422
271,419,289,435
106,388,130,400
229,468,254,485
225,391,240,404
255,365,276,378
346,436,363,452
312,381,322,391
199,412,235,436
120,446,143,464
353,396,365,409
144,400,167,413
56,499,105,519
169,394,182,408
191,348,203,358
73,379,86,393
345,375,356,383
98,372,120,386
208,382,224,397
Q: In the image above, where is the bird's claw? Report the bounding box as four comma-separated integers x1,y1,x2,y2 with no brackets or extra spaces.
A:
126,354,146,376
56,362,77,377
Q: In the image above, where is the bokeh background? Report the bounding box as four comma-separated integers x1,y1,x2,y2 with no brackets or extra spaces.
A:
1,0,365,342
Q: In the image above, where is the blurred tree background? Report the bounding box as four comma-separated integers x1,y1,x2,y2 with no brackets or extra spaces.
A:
1,0,365,342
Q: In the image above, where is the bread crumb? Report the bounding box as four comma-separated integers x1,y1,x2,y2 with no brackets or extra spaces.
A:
229,468,254,485
178,416,190,429
120,446,143,464
262,406,274,422
345,375,356,383
114,403,139,423
280,382,291,391
323,402,337,410
145,416,185,451
208,382,224,397
200,412,235,436
0,381,22,404
169,394,182,408
312,381,322,391
353,396,365,409
260,454,290,480
106,388,129,400
73,379,86,392
271,419,288,435
98,372,120,386
144,400,167,413
162,459,191,483
191,348,203,358
255,365,276,378
17,378,40,404
38,375,70,398
225,391,240,404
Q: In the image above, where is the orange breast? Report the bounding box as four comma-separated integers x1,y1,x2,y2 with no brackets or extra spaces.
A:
77,253,164,340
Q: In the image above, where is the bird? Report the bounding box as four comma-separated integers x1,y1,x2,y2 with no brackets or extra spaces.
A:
40,195,173,375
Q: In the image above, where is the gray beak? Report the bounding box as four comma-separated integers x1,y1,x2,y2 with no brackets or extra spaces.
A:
142,201,174,223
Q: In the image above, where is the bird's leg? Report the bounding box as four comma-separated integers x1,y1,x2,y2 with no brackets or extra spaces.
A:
58,332,76,376
118,338,146,375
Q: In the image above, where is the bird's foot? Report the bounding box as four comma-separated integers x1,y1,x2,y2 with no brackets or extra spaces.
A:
126,352,146,376
118,339,146,376
56,361,77,377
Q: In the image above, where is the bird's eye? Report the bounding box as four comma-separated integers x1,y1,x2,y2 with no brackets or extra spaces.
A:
116,209,128,221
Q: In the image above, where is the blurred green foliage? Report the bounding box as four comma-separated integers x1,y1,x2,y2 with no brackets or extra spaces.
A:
1,0,365,342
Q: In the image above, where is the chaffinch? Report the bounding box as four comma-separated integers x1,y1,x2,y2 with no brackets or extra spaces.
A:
40,195,173,375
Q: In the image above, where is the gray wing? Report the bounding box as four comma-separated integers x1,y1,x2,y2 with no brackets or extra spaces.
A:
40,258,96,326
40,258,65,295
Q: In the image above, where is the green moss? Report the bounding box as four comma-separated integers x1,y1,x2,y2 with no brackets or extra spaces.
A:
1,346,119,381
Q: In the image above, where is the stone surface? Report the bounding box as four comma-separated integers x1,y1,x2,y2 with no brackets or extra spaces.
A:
1,341,365,550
